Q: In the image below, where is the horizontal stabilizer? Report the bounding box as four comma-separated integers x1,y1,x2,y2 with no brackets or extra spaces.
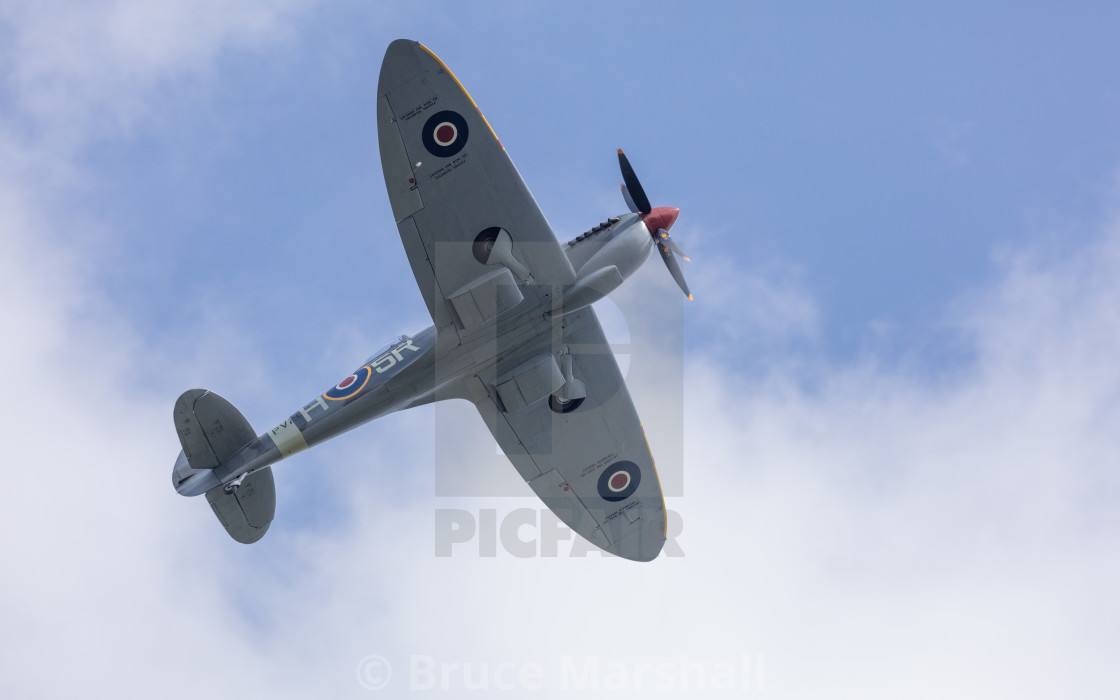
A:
174,389,256,471
205,468,276,544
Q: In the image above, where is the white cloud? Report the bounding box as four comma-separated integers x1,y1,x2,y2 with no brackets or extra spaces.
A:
160,221,1118,698
0,0,317,141
674,226,1120,698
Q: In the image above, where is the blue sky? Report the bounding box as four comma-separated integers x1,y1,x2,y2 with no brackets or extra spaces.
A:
3,2,1119,698
74,2,1120,366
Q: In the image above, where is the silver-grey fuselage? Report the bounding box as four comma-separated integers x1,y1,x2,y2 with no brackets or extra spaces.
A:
173,213,654,498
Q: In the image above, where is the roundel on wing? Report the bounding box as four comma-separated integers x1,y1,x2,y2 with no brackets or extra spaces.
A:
597,460,641,502
324,365,371,401
422,110,469,158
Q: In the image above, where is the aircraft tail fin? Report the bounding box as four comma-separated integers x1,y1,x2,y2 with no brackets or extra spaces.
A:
172,389,276,544
174,389,257,470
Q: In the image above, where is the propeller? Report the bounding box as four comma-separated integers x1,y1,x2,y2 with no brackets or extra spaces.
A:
617,149,692,300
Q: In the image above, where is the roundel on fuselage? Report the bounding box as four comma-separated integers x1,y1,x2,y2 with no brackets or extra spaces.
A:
324,365,371,401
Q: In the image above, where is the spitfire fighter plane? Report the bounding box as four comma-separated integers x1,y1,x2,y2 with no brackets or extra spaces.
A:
171,40,690,562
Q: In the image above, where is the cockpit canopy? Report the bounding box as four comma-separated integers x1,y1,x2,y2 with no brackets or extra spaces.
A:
363,335,412,365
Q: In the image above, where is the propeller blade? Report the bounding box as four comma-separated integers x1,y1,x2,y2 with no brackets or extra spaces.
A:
617,149,651,214
658,229,689,261
620,183,640,214
657,241,693,300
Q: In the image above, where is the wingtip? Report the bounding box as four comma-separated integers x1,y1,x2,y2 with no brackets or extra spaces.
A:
687,294,694,301
617,148,624,155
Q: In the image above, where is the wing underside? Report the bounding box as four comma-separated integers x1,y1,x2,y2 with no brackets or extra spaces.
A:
467,307,667,561
377,40,575,345
377,40,665,561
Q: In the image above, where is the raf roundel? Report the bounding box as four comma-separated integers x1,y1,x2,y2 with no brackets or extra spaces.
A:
597,460,642,502
421,110,470,158
434,122,457,146
324,365,371,401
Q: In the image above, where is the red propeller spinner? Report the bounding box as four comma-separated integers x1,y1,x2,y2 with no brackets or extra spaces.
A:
641,206,680,235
